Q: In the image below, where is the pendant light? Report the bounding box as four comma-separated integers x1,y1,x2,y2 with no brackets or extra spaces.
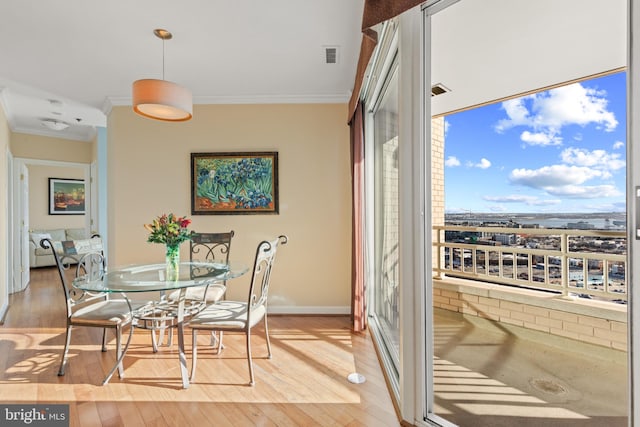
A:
132,29,193,122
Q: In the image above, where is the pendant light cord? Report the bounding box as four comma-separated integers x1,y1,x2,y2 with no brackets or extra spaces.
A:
162,38,165,80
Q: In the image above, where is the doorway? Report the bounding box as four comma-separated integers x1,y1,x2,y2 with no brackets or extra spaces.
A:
11,157,91,293
424,0,630,425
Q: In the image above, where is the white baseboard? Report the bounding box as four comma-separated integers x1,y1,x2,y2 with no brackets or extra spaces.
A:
267,305,350,315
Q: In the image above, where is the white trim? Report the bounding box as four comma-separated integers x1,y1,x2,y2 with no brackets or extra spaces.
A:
0,88,16,132
363,13,402,409
10,124,95,142
398,7,426,425
12,157,92,275
267,305,350,315
95,127,108,255
1,147,11,322
13,157,88,169
628,0,638,423
107,93,351,107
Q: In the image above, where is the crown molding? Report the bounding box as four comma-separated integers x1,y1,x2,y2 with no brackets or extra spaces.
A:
11,123,95,142
0,88,17,131
107,92,351,107
102,97,113,116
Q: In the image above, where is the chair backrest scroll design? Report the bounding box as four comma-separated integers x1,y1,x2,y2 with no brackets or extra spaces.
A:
42,235,106,317
247,235,288,314
190,231,235,263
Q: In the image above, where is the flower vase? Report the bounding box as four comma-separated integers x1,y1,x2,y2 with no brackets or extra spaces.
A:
165,244,180,281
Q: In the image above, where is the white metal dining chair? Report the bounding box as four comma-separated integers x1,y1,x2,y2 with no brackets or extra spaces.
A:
188,235,287,386
43,236,134,381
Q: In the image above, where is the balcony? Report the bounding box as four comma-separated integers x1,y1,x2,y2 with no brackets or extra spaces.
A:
430,225,628,425
434,225,626,303
432,225,627,351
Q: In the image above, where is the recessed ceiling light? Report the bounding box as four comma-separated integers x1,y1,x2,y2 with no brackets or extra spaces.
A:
41,118,69,131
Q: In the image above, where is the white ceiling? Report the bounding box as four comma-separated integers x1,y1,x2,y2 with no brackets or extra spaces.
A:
0,1,365,141
430,0,626,116
0,0,627,142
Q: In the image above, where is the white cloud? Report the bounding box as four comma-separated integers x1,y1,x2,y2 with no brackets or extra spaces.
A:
613,141,625,150
445,156,461,167
545,185,622,199
560,147,622,168
475,158,491,169
509,165,603,188
495,98,531,132
483,195,561,206
532,84,617,131
494,83,618,137
560,147,624,178
520,130,562,146
529,199,562,206
444,119,451,136
483,195,537,203
508,146,625,200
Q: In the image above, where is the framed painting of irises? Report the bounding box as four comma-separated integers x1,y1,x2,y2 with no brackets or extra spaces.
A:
191,152,279,215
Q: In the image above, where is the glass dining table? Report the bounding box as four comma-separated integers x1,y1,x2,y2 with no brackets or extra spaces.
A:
73,261,249,388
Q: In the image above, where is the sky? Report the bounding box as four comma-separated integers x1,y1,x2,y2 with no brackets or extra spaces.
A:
444,71,627,214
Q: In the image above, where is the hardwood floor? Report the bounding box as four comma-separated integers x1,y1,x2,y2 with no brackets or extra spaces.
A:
0,267,400,427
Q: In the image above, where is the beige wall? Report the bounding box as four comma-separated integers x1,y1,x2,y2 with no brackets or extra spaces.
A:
9,133,91,232
28,165,85,230
108,103,352,312
10,132,92,163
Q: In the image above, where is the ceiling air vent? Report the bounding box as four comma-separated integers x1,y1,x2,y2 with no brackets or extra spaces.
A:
431,83,450,97
324,46,339,64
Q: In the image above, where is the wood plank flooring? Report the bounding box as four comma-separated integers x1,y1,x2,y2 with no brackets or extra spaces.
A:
0,267,400,427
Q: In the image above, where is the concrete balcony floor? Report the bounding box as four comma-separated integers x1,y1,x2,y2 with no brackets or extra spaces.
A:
433,308,628,426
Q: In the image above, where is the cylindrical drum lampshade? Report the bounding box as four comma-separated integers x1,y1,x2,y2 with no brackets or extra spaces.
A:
132,79,193,121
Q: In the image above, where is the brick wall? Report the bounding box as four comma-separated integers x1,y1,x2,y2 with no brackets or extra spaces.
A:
432,117,445,271
433,283,627,351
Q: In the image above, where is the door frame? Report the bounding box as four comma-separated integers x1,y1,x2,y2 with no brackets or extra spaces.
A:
415,0,636,425
10,157,91,293
627,0,638,423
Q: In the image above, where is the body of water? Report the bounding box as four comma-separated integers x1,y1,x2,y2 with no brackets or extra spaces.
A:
518,217,625,230
445,213,627,230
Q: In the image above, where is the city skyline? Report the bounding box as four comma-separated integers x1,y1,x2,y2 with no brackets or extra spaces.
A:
444,71,627,214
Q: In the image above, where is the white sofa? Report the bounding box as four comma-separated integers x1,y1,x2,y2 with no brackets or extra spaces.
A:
29,228,86,268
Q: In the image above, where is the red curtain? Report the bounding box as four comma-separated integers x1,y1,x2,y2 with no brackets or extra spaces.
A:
350,102,366,332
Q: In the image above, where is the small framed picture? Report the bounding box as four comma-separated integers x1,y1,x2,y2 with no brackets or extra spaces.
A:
49,178,85,215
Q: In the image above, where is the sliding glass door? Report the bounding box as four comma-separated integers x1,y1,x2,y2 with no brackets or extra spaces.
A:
371,62,401,375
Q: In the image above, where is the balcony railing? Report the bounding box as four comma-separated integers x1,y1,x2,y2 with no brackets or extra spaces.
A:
433,225,627,304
